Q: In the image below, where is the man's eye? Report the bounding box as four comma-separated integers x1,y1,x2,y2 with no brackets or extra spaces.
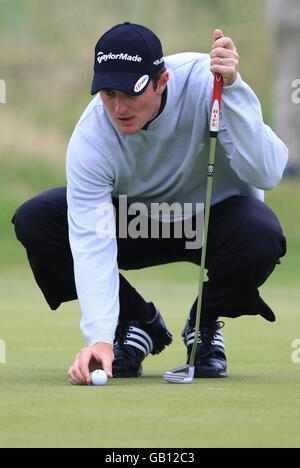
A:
103,89,115,97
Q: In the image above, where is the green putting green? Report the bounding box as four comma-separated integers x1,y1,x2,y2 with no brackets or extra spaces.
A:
0,263,299,448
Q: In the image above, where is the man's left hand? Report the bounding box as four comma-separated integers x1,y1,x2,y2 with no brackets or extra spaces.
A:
210,29,239,87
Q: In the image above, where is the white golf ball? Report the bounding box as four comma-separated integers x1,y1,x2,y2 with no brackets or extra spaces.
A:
91,369,108,386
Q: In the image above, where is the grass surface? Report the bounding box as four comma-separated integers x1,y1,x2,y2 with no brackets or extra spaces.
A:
0,266,299,448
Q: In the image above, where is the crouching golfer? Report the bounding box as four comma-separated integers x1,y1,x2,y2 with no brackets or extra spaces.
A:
12,23,288,385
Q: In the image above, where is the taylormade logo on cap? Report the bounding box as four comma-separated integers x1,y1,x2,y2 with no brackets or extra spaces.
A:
91,22,165,96
97,51,143,64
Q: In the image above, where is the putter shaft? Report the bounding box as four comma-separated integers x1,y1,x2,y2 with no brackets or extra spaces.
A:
189,137,217,367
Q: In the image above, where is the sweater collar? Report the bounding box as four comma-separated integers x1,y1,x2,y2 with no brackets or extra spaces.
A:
141,86,168,131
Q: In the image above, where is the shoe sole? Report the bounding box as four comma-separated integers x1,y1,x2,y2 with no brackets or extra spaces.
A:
194,369,228,378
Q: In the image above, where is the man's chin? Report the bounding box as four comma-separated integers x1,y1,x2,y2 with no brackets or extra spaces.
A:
117,122,143,135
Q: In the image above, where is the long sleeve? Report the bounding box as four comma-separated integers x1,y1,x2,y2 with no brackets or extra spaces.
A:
66,129,119,346
218,73,288,190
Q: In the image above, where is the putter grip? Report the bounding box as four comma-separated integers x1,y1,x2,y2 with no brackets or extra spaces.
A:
210,73,223,137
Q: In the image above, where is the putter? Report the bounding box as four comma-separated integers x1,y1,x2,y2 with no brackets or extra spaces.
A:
163,71,223,384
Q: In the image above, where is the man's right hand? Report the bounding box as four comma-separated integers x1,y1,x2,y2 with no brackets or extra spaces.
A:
68,342,114,385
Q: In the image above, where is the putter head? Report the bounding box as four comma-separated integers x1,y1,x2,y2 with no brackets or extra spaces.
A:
163,365,195,384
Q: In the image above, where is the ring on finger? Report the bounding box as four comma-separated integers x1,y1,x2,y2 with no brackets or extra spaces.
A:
219,57,223,66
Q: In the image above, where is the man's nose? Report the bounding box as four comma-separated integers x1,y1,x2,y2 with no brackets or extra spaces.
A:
114,95,129,114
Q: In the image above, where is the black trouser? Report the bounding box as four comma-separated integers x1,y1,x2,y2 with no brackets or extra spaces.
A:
12,187,287,325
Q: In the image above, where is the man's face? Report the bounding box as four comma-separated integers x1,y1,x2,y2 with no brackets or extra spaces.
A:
100,72,169,135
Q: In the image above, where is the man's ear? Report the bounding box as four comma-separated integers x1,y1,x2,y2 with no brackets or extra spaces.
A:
157,71,169,94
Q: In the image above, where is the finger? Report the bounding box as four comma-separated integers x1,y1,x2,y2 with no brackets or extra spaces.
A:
210,58,228,70
101,355,113,379
78,348,93,385
210,64,232,75
212,37,236,52
74,353,88,383
68,369,82,385
214,29,223,42
91,343,114,379
68,364,85,385
210,47,238,60
68,352,87,384
210,57,239,73
68,365,75,385
210,64,236,87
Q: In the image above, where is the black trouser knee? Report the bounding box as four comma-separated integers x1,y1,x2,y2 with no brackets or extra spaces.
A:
12,187,77,309
188,196,287,324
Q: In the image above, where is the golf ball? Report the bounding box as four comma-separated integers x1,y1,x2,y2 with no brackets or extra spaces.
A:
91,369,108,386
